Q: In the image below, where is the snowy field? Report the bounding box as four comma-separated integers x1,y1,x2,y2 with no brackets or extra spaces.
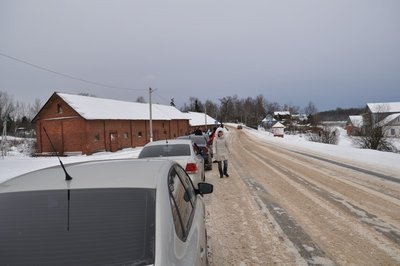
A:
1,126,400,183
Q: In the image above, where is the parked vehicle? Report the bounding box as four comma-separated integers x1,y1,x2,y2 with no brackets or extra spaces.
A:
177,135,213,170
0,159,213,266
138,139,205,187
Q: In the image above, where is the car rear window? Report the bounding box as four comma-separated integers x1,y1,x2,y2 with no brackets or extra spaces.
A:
0,188,155,266
139,144,190,158
191,136,206,145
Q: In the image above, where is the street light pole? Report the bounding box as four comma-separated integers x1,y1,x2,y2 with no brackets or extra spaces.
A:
204,105,207,131
149,87,153,142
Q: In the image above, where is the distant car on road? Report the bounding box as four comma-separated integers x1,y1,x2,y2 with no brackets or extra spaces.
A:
0,159,213,266
237,125,243,129
177,135,213,170
138,139,205,187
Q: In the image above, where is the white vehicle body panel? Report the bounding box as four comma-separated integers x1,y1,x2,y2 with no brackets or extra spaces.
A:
0,159,210,266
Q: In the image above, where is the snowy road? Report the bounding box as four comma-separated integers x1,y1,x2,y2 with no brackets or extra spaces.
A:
204,127,400,265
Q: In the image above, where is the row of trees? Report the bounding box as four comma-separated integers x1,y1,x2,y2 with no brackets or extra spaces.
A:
0,91,42,136
176,95,318,128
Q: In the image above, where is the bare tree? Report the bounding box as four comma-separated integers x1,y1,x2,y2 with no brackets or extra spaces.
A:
304,101,319,126
0,92,15,135
219,95,240,123
282,103,300,115
353,106,394,151
304,101,318,116
204,100,219,121
265,101,281,115
135,96,146,103
29,98,42,119
0,91,15,120
308,126,339,145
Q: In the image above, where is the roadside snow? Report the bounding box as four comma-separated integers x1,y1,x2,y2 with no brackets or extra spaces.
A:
1,125,400,183
243,126,400,178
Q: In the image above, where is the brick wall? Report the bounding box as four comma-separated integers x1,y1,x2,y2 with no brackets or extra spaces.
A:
34,93,191,155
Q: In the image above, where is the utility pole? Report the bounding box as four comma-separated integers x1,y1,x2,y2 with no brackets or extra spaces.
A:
149,87,154,142
204,105,207,132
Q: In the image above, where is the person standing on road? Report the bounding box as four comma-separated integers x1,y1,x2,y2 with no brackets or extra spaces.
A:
213,129,230,178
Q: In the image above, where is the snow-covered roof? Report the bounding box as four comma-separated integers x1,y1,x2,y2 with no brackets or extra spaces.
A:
185,111,218,126
349,115,363,127
367,102,400,113
272,122,285,128
377,113,400,127
274,111,290,116
57,93,188,121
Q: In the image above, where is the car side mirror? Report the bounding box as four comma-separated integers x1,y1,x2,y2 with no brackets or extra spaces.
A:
197,182,213,195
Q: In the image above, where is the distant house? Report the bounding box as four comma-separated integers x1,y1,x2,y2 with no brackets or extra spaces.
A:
273,111,291,122
272,122,285,137
185,111,218,133
346,115,363,136
364,102,400,124
363,102,400,138
32,92,190,155
261,114,275,128
377,113,400,138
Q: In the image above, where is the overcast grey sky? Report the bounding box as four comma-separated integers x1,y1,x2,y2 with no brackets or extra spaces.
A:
1,0,399,111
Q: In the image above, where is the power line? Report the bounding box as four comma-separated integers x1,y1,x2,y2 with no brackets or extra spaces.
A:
0,51,146,92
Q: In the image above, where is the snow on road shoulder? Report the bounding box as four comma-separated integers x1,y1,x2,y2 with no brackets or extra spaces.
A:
242,126,400,179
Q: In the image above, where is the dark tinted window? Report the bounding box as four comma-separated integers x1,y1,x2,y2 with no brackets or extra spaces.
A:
190,136,206,145
0,188,155,266
177,136,206,145
139,144,190,158
168,167,194,240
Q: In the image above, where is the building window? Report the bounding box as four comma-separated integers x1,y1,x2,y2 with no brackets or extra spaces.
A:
162,122,165,128
57,104,63,114
124,132,129,139
391,129,395,136
94,134,100,141
138,132,142,138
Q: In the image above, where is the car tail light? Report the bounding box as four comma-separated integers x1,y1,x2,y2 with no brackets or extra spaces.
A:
186,162,198,174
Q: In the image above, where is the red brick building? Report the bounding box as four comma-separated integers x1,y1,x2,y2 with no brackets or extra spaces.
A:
32,92,190,155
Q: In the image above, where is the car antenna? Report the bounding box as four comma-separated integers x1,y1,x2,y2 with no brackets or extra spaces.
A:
43,127,73,181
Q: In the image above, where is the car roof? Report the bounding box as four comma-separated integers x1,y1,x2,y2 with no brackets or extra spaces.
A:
0,159,174,193
143,139,193,146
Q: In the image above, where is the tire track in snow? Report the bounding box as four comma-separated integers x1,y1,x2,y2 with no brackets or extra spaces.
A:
239,139,400,262
250,148,400,246
233,148,334,265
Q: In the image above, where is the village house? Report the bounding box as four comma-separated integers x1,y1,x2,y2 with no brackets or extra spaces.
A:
346,115,363,136
273,111,291,122
185,111,218,133
272,122,285,137
32,92,190,155
363,102,400,138
377,113,400,138
364,102,400,125
347,102,400,138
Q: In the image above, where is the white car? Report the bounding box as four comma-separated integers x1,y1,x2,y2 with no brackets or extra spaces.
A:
138,139,205,188
0,159,213,266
